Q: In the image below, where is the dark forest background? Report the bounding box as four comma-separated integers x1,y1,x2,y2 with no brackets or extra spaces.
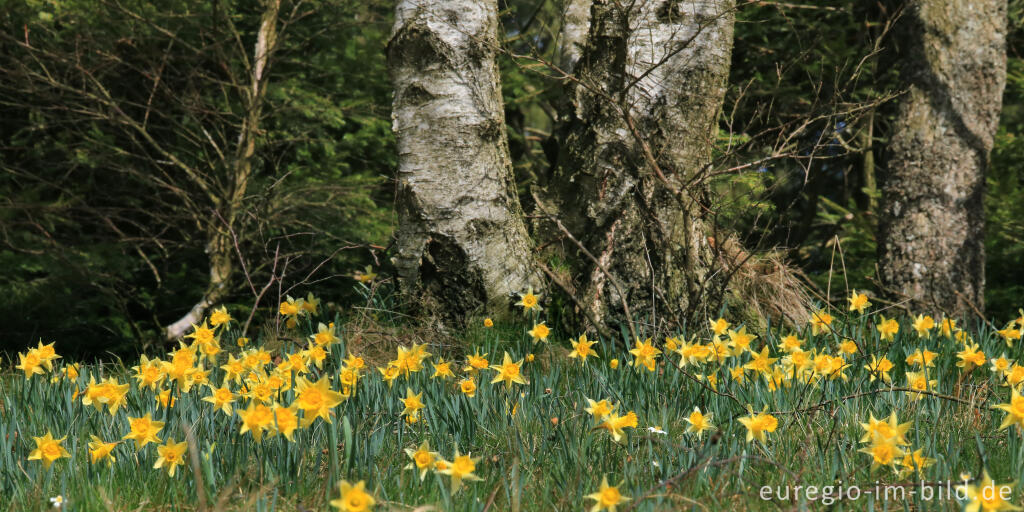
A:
1,0,1022,358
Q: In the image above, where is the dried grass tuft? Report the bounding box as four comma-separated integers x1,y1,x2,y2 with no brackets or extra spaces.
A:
709,236,813,328
342,314,462,367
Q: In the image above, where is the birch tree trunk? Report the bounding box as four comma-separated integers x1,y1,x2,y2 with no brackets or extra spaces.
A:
538,0,735,328
879,0,1006,316
559,0,592,72
388,0,541,322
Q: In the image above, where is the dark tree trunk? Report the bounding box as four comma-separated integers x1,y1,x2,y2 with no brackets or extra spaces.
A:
879,0,1007,316
538,0,736,329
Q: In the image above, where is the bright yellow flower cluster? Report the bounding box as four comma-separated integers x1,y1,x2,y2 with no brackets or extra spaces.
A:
401,441,482,494
583,397,639,442
856,412,935,478
278,292,320,328
12,288,1024,510
14,340,61,379
18,300,345,477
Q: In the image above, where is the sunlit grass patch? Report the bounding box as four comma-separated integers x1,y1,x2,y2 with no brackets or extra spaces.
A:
2,295,1024,511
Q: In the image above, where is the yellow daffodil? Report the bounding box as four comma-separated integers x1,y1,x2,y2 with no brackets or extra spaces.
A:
238,401,275,442
312,322,339,346
838,339,858,355
675,340,710,368
897,449,935,479
459,378,477,398
339,366,361,390
629,338,661,372
184,320,217,346
727,327,757,355
28,431,69,469
123,413,165,449
401,387,425,420
528,323,550,343
31,341,60,372
743,346,777,375
279,295,304,317
864,355,894,383
738,407,778,443
569,334,599,364
15,350,46,379
440,450,483,493
52,362,79,383
939,318,958,338
404,441,439,481
858,412,911,445
153,439,188,477
302,292,320,315
913,314,935,337
876,315,899,341
585,476,630,512
101,376,145,412
515,287,542,312
709,317,730,336
464,351,489,374
132,355,167,390
306,343,328,370
490,352,527,389
432,357,455,379
960,470,1021,512
294,376,344,427
848,291,871,313
995,388,1024,432
584,398,615,423
809,309,834,335
378,366,400,388
155,388,177,409
905,348,938,367
343,353,366,371
330,479,376,511
992,354,1014,376
209,306,232,328
272,403,300,442
905,371,937,401
684,407,714,438
88,436,118,465
957,343,987,370
599,411,638,442
354,265,378,284
998,326,1022,348
859,438,904,471
778,334,804,352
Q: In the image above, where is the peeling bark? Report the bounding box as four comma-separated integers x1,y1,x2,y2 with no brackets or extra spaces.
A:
879,0,1006,315
559,0,592,72
388,0,541,323
540,0,735,327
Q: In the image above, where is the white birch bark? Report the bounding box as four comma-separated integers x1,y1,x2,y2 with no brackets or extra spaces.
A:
559,0,592,72
388,0,541,321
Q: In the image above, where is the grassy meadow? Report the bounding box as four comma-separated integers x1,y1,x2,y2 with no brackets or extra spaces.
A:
3,290,1024,511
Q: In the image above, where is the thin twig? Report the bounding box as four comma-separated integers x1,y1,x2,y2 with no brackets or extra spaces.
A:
242,242,280,338
624,454,796,512
531,191,639,344
772,386,987,415
535,261,615,342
